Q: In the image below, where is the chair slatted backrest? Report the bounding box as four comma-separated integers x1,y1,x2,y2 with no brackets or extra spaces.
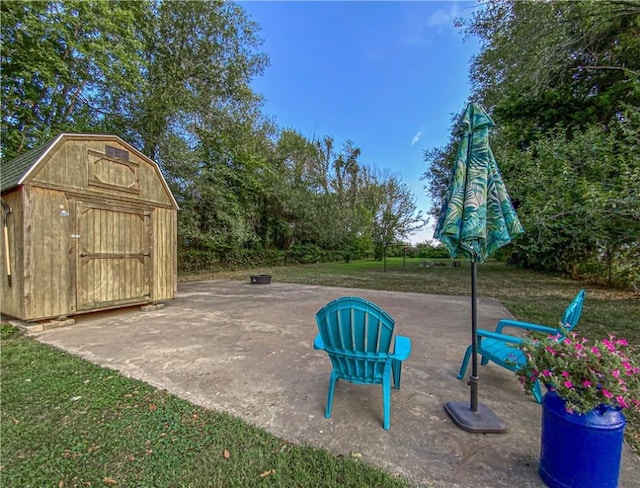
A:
559,289,586,335
316,297,395,384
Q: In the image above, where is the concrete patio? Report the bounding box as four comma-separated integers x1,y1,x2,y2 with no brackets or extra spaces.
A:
31,280,640,487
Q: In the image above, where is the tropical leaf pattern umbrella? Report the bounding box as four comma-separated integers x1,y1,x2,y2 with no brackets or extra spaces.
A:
435,102,523,432
435,102,523,261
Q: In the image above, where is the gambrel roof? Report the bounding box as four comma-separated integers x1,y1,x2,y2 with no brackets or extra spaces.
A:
1,133,178,209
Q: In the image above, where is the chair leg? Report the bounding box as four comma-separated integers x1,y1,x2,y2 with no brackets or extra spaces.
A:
480,355,490,366
325,370,338,419
532,379,543,404
382,374,391,430
392,359,402,390
457,345,472,379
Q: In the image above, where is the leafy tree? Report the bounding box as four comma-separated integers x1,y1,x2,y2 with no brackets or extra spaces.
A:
266,130,424,258
263,129,329,249
501,106,640,281
466,0,640,134
1,0,145,159
372,175,425,250
127,0,269,160
423,0,640,287
2,0,426,271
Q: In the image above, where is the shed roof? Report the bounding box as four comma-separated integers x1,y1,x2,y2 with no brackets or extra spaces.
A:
1,136,60,192
1,134,178,209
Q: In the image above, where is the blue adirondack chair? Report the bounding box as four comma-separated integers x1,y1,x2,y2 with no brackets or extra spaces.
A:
457,289,586,402
313,296,412,430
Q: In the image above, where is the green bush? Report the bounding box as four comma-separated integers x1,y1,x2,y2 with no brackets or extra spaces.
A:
177,245,342,273
416,243,449,259
285,244,323,264
575,244,640,294
178,249,218,273
252,248,286,267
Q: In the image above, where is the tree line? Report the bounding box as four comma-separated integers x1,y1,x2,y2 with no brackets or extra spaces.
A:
4,1,637,288
423,0,640,290
1,0,424,271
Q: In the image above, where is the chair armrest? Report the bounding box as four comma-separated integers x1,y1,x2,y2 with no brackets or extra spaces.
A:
495,319,558,336
477,328,526,346
313,333,326,351
390,335,411,361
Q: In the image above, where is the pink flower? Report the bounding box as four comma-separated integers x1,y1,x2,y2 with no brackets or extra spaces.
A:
602,389,614,399
616,338,628,346
574,343,583,351
581,380,592,388
541,370,552,378
546,346,557,355
564,380,573,389
591,346,600,356
561,371,570,378
602,339,616,352
612,370,621,379
616,396,628,408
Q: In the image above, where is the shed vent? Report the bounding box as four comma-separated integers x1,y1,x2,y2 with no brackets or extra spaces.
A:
105,145,129,161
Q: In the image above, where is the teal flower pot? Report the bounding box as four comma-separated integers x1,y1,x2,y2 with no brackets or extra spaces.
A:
539,390,626,488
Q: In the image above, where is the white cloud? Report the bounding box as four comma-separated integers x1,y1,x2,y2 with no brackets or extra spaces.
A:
402,2,469,46
425,4,463,31
411,129,423,146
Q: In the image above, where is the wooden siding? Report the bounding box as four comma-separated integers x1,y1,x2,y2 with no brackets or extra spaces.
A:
23,186,73,320
152,207,177,300
0,189,24,318
31,139,173,207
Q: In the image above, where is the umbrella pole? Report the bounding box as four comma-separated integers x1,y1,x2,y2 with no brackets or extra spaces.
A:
443,260,508,433
470,260,479,412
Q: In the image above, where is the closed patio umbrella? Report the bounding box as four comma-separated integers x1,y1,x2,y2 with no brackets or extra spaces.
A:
434,102,524,433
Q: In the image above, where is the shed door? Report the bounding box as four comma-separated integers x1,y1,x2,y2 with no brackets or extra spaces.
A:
76,201,151,311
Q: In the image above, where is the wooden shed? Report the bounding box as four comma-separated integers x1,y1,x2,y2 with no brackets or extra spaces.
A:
1,134,178,321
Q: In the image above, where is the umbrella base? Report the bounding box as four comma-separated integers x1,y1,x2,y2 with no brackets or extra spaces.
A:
444,401,508,434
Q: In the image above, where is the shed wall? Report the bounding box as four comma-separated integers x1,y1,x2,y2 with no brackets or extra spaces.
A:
152,207,177,300
22,186,73,320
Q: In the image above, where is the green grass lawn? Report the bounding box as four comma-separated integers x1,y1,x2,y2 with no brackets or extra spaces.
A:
3,258,639,486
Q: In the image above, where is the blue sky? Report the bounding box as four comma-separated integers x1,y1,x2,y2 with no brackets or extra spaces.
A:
240,1,482,244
